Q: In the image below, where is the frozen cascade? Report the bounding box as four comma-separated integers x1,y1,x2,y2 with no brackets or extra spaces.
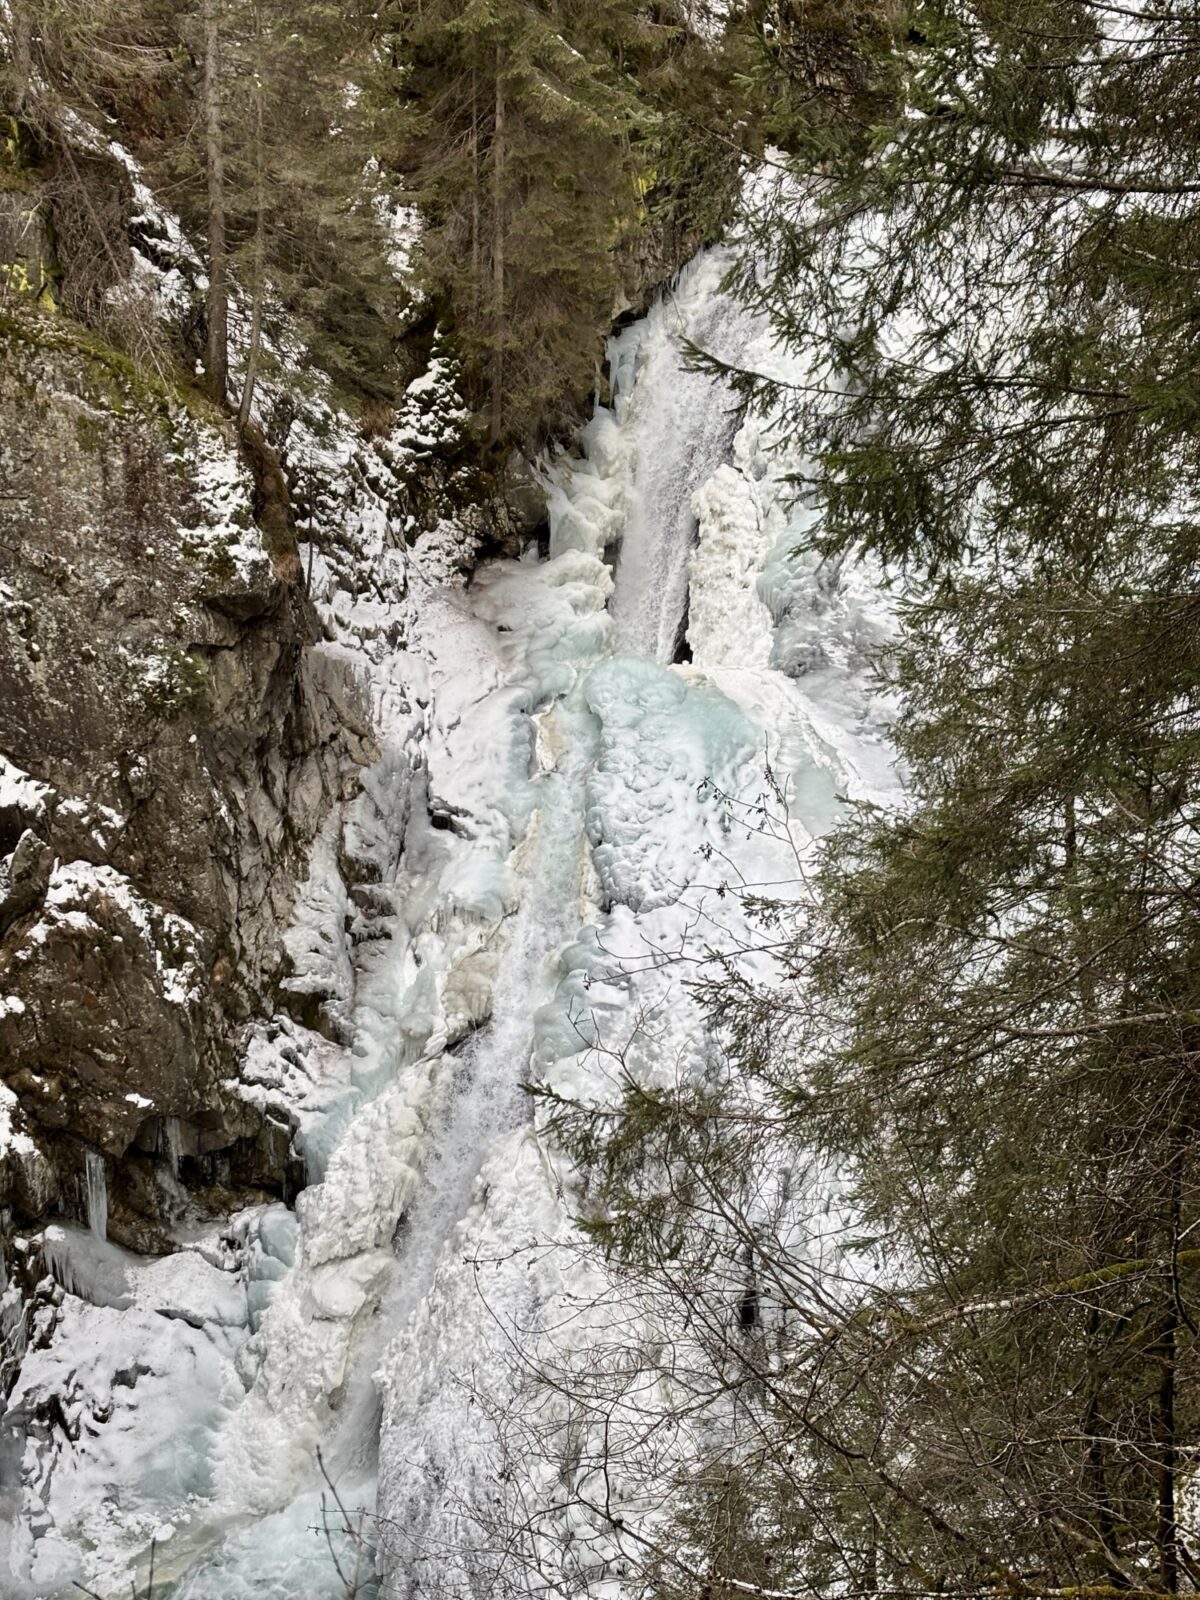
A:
607,251,761,665
0,248,899,1600
84,1149,107,1242
386,728,594,1331
370,713,600,1588
317,705,599,1509
371,254,900,1595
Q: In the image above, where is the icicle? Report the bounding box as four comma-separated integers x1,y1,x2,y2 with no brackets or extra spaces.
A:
85,1149,107,1241
162,1116,182,1180
0,1252,25,1377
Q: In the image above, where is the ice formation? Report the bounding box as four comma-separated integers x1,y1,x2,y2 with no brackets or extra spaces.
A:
84,1154,107,1245
0,249,898,1597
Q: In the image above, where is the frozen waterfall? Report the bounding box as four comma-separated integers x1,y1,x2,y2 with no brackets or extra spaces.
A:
607,252,761,665
372,249,899,1595
1,251,899,1600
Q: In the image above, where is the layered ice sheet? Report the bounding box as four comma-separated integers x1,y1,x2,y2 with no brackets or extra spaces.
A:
2,250,898,1598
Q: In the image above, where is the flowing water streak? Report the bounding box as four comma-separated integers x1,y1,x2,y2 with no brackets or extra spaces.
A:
162,1117,182,1182
326,703,599,1500
367,702,604,1590
389,733,592,1329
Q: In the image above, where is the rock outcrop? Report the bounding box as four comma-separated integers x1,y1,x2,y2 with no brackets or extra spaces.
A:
0,305,376,1258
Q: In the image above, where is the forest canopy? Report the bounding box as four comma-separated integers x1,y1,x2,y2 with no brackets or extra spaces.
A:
0,0,752,447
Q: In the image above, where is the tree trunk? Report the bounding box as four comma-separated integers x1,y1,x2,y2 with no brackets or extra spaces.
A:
11,4,31,115
1157,1150,1185,1593
237,26,265,433
1083,1306,1122,1580
470,64,480,314
489,47,505,445
1158,1306,1178,1592
202,0,229,403
237,225,264,431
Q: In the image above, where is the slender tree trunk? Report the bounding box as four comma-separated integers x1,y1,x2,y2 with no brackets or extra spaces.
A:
202,0,229,402
11,4,31,115
470,64,480,314
237,24,265,432
1158,1306,1178,1592
1156,1150,1184,1593
1065,777,1121,1581
237,221,264,429
1083,1306,1122,1578
863,1518,878,1596
489,46,505,445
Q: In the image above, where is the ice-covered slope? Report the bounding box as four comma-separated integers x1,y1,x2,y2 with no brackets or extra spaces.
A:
1,250,897,1598
371,253,900,1593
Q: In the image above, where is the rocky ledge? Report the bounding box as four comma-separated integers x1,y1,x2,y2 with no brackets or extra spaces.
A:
0,307,377,1285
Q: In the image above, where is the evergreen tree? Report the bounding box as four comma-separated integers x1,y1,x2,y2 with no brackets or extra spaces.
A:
2,0,750,438
165,0,400,409
384,0,749,447
383,0,643,445
546,4,1200,1596
1,0,402,407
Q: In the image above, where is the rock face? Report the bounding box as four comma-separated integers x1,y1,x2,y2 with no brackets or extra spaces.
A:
0,306,376,1256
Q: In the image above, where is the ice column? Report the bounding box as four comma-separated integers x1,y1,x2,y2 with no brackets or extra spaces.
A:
85,1148,108,1241
162,1116,182,1180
